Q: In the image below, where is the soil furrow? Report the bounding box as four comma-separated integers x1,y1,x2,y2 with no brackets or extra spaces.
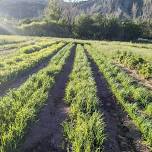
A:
85,49,149,152
0,44,67,97
21,45,76,152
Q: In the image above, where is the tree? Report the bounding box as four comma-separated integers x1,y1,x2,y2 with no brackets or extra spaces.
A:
132,2,138,19
59,0,78,35
140,19,152,39
92,14,107,39
105,17,122,40
44,0,63,21
74,14,95,39
122,20,142,40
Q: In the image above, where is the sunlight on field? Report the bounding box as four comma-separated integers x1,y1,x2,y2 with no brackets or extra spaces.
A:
91,41,152,62
0,23,17,35
0,35,152,152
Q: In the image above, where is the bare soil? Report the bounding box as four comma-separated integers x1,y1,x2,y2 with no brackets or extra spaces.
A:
0,44,67,97
21,45,76,152
85,49,150,152
114,63,152,91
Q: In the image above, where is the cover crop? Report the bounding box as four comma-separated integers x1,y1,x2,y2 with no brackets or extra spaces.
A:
63,45,105,152
0,43,74,152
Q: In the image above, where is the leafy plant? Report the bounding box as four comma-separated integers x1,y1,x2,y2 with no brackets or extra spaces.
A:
63,45,105,152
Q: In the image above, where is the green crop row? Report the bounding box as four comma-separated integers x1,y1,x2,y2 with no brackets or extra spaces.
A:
0,43,74,152
112,51,152,79
0,40,38,57
0,42,66,85
0,39,56,58
0,39,26,46
0,40,34,52
91,41,152,63
89,45,152,109
63,45,105,152
19,40,59,54
86,45,152,147
0,35,38,46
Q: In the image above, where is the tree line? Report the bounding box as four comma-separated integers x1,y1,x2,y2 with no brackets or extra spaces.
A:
42,0,152,41
0,0,151,41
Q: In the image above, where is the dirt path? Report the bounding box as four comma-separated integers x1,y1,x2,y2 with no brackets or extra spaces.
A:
114,63,152,91
0,44,67,97
85,49,150,152
21,45,76,152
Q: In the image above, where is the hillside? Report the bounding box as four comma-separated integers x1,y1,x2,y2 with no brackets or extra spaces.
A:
0,0,47,19
0,0,151,19
75,0,152,19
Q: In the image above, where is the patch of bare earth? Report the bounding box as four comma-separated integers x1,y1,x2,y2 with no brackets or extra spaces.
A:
0,44,67,97
21,45,76,152
114,63,152,91
85,49,150,152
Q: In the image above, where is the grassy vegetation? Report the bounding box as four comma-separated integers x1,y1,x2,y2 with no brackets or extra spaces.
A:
0,41,66,85
18,40,58,54
0,35,152,151
90,41,152,80
91,41,152,62
63,45,105,152
0,35,31,45
85,44,152,146
0,38,56,56
0,40,35,51
112,51,152,79
0,43,74,152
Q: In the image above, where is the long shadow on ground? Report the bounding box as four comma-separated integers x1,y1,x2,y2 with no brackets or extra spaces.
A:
21,45,76,152
84,48,148,152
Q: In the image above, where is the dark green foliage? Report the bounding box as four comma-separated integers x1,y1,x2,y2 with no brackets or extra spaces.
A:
19,21,71,37
73,14,143,41
113,51,152,78
122,21,142,40
74,15,95,39
140,20,152,39
86,44,152,146
138,63,152,79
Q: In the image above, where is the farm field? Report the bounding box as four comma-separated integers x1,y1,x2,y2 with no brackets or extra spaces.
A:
0,35,152,152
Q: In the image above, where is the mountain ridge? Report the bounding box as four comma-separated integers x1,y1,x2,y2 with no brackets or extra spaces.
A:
75,0,152,19
0,0,151,19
